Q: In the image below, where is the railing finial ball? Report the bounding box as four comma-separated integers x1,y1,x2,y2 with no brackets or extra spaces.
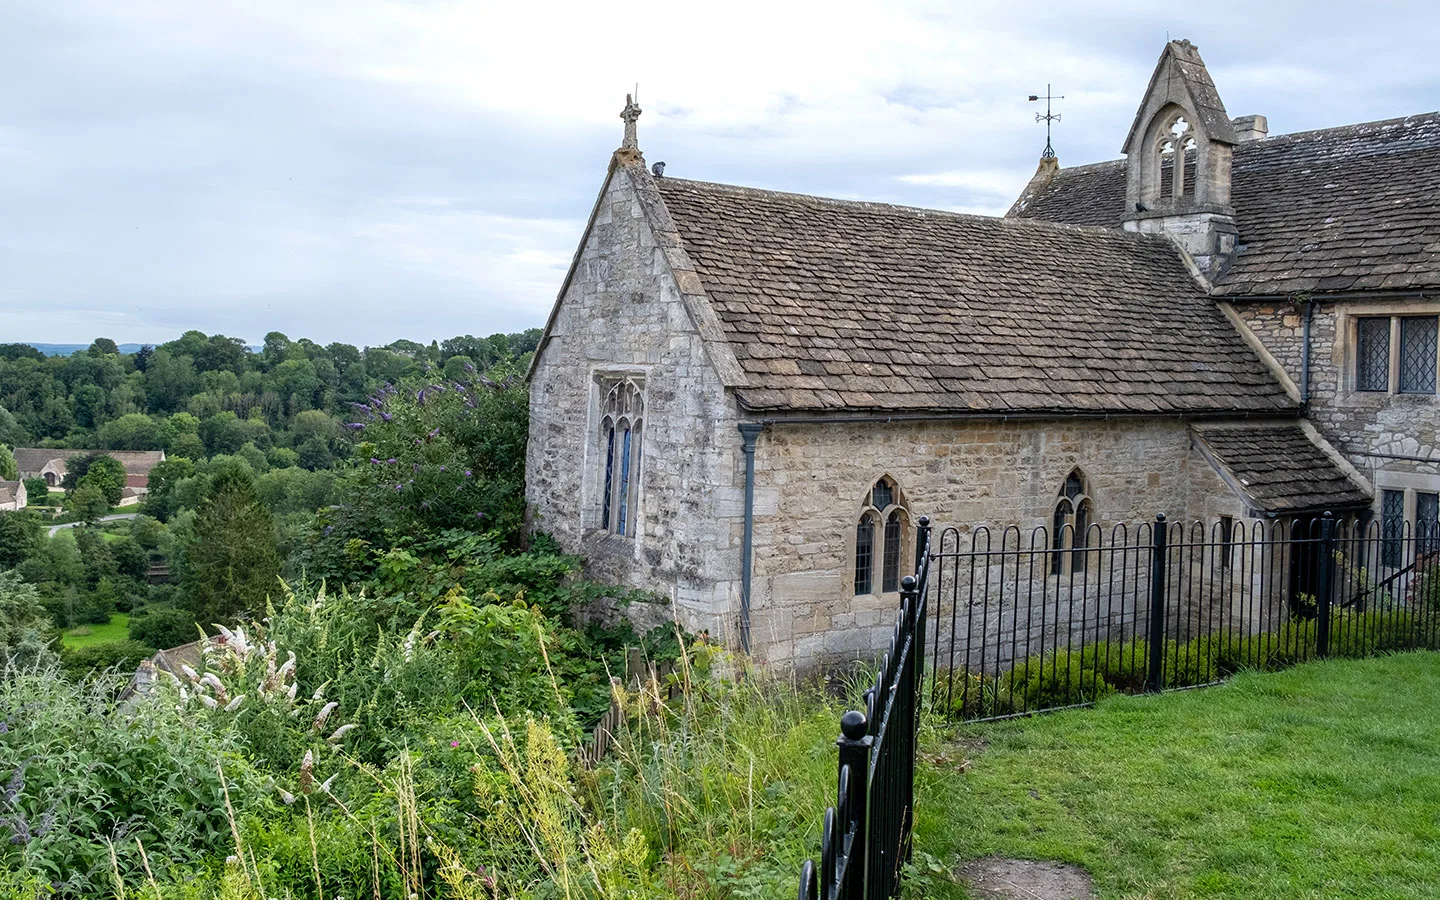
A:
900,574,917,592
840,709,868,741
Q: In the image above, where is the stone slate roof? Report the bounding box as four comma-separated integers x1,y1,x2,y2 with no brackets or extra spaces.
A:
0,482,18,506
11,448,63,475
1011,113,1440,297
11,448,164,478
1193,424,1371,514
654,177,1295,415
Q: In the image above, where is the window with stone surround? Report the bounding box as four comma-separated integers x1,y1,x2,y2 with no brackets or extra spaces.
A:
597,375,644,537
855,476,907,596
1353,315,1439,395
1381,489,1404,568
1051,469,1093,576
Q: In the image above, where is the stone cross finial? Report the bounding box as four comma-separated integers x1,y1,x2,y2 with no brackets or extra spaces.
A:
620,93,642,151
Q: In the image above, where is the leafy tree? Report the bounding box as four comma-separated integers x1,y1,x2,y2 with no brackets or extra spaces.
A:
296,436,333,471
0,571,56,668
97,412,164,450
181,467,280,623
87,338,119,356
128,605,197,649
66,484,109,525
109,536,149,580
79,454,126,506
0,405,25,446
168,431,205,460
22,477,48,502
0,343,45,361
0,511,45,569
267,446,299,469
199,411,249,456
0,443,16,481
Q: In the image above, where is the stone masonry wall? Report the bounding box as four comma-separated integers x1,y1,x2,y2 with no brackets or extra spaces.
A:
1232,300,1440,488
526,167,744,639
746,417,1253,669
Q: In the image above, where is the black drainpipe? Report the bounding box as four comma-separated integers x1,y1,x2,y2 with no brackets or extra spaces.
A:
1300,298,1313,409
737,422,764,654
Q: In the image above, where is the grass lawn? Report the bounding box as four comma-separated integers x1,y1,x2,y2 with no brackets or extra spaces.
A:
916,652,1440,899
61,613,130,649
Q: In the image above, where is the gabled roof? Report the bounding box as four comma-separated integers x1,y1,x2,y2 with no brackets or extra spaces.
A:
1011,113,1440,297
10,448,165,478
1192,424,1371,514
653,176,1295,416
1122,39,1236,152
0,482,19,505
12,448,64,474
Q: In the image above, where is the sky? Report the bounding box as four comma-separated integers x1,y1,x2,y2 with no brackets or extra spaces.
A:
3,1,1439,348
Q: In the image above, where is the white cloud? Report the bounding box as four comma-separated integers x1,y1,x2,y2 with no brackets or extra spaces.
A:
3,0,1439,344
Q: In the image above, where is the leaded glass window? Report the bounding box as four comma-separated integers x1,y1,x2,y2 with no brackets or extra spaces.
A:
882,510,902,593
872,479,894,512
1219,515,1235,572
1419,492,1440,554
1356,318,1391,392
596,376,644,537
1399,317,1438,394
1051,469,1092,577
1382,489,1405,568
856,477,906,595
855,513,876,595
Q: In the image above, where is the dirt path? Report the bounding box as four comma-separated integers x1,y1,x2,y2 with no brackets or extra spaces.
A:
956,858,1094,900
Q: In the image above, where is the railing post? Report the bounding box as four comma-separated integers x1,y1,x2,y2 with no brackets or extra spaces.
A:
1146,513,1168,692
915,515,932,573
836,710,872,900
1316,511,1335,658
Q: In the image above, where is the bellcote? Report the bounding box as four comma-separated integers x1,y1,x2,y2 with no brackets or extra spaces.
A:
1121,40,1239,279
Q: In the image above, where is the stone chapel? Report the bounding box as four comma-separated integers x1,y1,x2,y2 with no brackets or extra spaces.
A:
525,40,1439,669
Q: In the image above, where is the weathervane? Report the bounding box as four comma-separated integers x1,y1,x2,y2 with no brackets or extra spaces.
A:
1028,84,1064,159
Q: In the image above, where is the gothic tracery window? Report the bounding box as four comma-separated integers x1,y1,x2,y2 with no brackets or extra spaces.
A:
1051,469,1093,576
1156,115,1195,204
855,476,908,596
598,376,644,537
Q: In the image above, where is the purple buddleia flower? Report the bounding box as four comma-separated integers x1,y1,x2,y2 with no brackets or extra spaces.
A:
386,458,397,464
380,412,393,422
370,457,383,464
475,512,485,519
438,466,446,472
394,483,404,491
463,362,475,373
463,469,472,478
421,500,431,509
427,427,440,439
323,525,334,536
343,423,366,431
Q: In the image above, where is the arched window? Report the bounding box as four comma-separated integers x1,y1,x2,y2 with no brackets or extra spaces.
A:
598,376,644,537
855,476,908,596
1051,469,1093,576
1156,115,1196,204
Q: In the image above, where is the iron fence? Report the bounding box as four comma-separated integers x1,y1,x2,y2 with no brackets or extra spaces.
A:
798,516,933,900
927,512,1440,721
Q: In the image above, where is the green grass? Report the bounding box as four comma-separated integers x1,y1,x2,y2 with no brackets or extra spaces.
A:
917,652,1440,899
60,613,130,649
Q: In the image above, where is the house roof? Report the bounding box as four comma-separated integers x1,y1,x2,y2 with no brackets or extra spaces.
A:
1010,112,1440,297
10,448,164,478
0,482,18,505
1193,424,1371,514
653,175,1296,415
11,448,64,475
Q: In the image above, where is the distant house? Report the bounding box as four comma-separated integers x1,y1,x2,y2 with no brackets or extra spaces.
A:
0,480,26,512
12,449,166,491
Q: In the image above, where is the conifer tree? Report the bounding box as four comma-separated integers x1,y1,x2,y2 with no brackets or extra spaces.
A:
181,466,280,624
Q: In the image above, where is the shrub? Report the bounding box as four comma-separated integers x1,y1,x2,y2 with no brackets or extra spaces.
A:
129,604,200,650
59,638,155,680
0,665,261,893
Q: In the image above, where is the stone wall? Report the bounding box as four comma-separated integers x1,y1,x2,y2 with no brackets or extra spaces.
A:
745,417,1255,669
1231,299,1440,498
526,166,745,640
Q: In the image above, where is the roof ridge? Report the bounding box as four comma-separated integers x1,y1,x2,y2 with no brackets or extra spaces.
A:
655,175,1171,245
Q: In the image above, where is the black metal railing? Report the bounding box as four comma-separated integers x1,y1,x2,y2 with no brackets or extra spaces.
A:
798,516,933,900
928,512,1440,722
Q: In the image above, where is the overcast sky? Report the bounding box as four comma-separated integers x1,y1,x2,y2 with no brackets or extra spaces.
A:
3,1,1438,348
